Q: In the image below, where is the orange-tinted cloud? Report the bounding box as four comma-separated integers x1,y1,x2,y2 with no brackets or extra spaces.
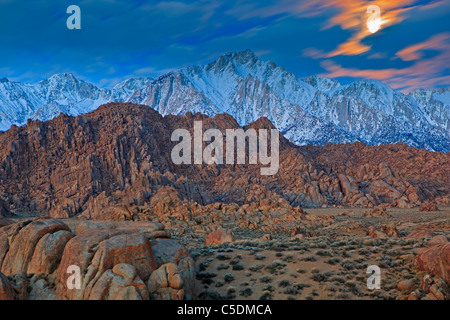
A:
319,32,450,91
298,0,418,57
396,33,450,61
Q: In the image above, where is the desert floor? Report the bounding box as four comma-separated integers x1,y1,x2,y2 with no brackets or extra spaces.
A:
8,206,449,300
185,207,449,300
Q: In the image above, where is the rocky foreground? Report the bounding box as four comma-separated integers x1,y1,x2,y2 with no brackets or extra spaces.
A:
0,218,195,300
0,206,449,300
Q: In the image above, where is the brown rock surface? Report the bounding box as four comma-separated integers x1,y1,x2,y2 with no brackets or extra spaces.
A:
416,243,450,284
1,219,71,276
419,201,439,212
0,103,446,222
205,228,234,246
147,263,184,300
0,216,194,300
0,271,15,300
88,264,149,300
27,230,74,274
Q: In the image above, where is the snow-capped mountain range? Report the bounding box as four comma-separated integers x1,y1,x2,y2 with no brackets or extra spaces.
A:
1,50,449,152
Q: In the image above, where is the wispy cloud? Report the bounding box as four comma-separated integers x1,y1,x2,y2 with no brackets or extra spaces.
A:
0,0,448,91
299,0,419,57
319,32,450,91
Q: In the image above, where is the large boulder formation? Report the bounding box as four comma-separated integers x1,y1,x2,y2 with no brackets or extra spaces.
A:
416,243,450,285
1,219,70,276
150,238,196,299
0,219,195,300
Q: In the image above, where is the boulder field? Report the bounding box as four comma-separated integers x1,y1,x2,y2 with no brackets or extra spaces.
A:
0,218,195,300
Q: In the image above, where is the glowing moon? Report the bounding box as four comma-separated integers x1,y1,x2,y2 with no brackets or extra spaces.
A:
367,18,382,33
367,5,382,34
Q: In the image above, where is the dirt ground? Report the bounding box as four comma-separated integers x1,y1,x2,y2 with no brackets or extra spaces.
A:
187,207,450,300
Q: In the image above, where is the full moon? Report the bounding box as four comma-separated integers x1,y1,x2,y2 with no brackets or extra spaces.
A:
367,5,382,34
367,18,382,33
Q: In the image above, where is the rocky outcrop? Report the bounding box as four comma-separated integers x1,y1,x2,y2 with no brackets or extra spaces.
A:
416,243,450,285
302,143,449,205
0,103,445,221
205,228,233,246
399,274,449,300
0,219,195,300
1,219,70,276
147,263,185,300
419,201,439,212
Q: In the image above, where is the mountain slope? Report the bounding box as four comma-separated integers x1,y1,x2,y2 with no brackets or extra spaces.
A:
0,50,449,152
0,74,153,131
1,103,448,218
129,50,449,152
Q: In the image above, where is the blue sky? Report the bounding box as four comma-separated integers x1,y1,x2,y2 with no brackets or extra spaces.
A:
0,0,449,91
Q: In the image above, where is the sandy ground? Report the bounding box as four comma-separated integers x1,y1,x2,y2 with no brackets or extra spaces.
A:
187,207,449,300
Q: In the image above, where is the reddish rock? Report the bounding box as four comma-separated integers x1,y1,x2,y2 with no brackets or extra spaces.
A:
362,206,390,217
76,220,168,239
415,243,450,284
429,284,446,300
367,225,398,238
55,228,131,300
407,290,419,300
407,230,434,240
147,263,184,300
419,201,439,212
150,239,195,299
367,227,386,238
90,233,156,281
428,235,448,245
382,225,400,237
28,230,74,274
338,174,357,196
88,264,149,300
421,274,434,292
205,228,233,246
397,279,416,292
1,219,71,276
0,103,445,220
259,234,273,241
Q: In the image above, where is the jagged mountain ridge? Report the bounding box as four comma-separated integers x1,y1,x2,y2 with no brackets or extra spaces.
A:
0,50,449,152
1,103,448,219
0,74,153,131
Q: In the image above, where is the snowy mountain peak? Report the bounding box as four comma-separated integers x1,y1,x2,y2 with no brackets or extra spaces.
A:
302,76,341,92
113,77,153,90
222,49,257,64
43,73,80,84
0,51,449,152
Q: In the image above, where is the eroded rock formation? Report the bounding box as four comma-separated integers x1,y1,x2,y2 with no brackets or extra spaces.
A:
0,103,446,221
0,219,195,300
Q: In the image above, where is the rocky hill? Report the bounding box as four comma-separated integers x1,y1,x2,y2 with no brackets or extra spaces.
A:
0,103,447,222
